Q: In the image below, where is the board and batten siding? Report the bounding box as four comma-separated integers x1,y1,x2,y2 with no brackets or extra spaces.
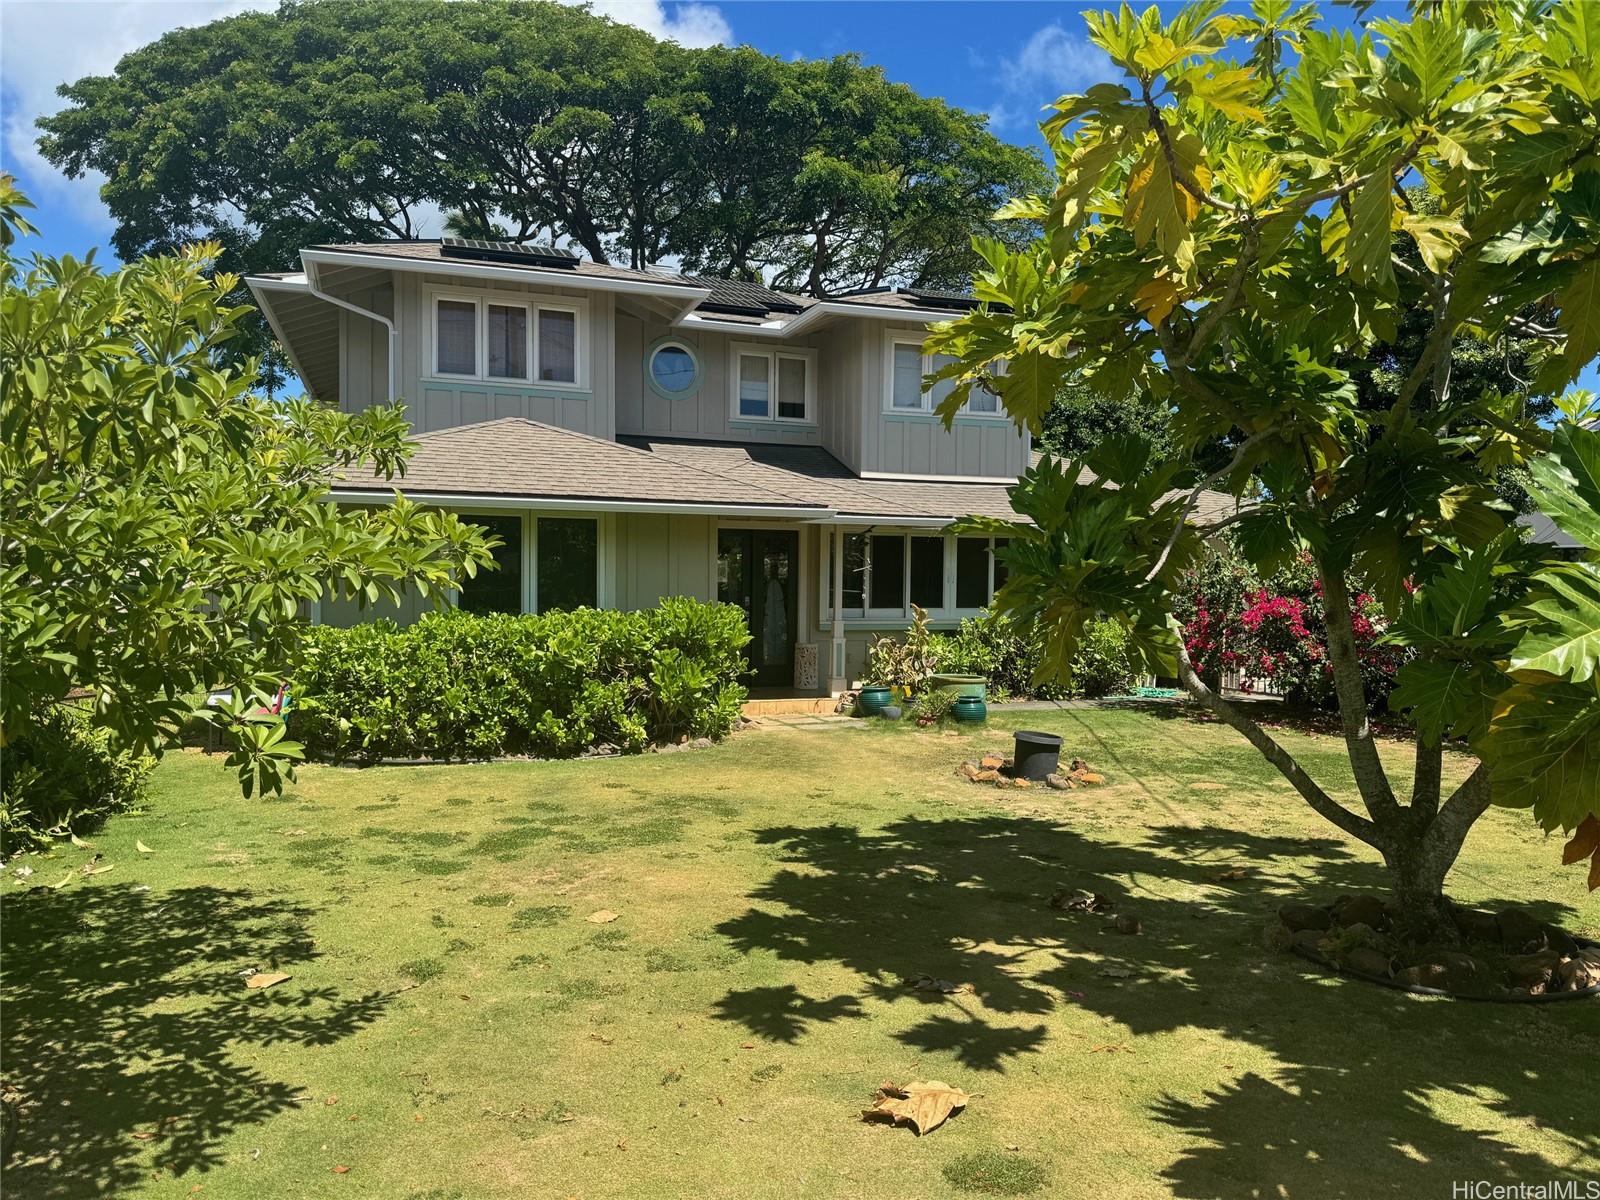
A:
338,268,616,441
611,513,716,609
856,320,1030,480
613,313,825,446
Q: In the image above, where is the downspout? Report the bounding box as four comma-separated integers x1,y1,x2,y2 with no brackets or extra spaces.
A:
305,259,399,404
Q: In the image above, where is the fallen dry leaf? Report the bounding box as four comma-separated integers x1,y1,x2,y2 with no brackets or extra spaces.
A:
1050,888,1113,914
904,973,972,995
586,910,620,924
245,972,291,990
861,1080,969,1136
132,1131,158,1141
70,833,93,849
83,863,114,876
136,841,155,854
46,870,74,890
331,1165,350,1175
324,1096,339,1106
1216,867,1249,881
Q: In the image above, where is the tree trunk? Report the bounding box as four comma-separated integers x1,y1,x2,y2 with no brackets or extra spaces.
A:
1380,825,1456,943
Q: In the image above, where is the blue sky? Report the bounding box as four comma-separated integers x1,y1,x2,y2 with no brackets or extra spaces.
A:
1,0,1126,261
1,0,1593,396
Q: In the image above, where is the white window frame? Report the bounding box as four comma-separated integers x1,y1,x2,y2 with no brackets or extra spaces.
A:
451,509,613,614
882,331,1006,419
819,531,1008,625
729,341,817,425
424,287,589,390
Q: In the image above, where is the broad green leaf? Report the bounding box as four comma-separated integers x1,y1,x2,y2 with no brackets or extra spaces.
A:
1389,657,1501,743
1526,422,1600,552
1480,676,1600,830
1512,563,1600,684
1346,163,1396,290
1558,258,1600,375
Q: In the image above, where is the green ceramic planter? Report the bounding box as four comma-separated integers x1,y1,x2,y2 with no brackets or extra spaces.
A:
951,694,988,723
856,685,892,716
931,673,988,701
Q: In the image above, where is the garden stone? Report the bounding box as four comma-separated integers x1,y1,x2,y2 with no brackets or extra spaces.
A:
1332,895,1387,930
1343,948,1393,977
1546,926,1579,958
1288,929,1327,958
1496,908,1548,953
972,769,1000,783
1278,904,1332,933
1555,954,1600,991
957,761,981,780
1450,906,1500,943
1395,964,1450,989
980,755,1005,770
1044,773,1074,790
1114,914,1142,935
692,737,713,750
1505,950,1561,988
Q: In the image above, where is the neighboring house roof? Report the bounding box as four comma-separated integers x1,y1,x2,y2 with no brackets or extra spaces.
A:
1518,510,1581,549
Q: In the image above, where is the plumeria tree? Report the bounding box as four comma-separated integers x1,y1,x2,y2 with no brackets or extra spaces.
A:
1,181,494,798
932,0,1600,933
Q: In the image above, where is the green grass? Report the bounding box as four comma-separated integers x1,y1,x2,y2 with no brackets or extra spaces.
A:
3,704,1596,1199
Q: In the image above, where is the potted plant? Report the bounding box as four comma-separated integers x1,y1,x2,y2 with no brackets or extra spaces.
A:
864,605,938,710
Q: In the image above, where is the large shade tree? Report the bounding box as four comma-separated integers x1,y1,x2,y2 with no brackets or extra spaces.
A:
0,182,494,797
37,0,1044,376
929,0,1600,931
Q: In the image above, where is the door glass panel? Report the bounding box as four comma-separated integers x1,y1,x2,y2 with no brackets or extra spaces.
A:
758,540,792,668
956,537,989,608
536,517,596,612
458,514,522,614
910,536,944,609
869,535,904,609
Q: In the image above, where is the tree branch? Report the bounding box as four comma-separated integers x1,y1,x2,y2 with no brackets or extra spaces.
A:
1172,624,1382,848
1144,430,1268,583
1316,561,1400,823
1418,762,1491,883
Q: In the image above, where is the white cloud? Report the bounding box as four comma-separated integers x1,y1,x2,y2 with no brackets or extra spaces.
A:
1,0,275,231
985,21,1115,135
0,0,731,233
586,0,730,47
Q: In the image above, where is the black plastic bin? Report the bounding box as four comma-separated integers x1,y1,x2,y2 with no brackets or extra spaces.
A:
1013,730,1063,780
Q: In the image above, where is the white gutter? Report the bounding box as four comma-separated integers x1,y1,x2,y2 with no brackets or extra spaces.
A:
302,257,399,404
299,248,713,304
243,275,323,399
327,487,831,520
676,299,964,339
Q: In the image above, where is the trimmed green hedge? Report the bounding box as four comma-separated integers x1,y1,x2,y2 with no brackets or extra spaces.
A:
1,708,154,855
290,600,750,762
927,611,1135,700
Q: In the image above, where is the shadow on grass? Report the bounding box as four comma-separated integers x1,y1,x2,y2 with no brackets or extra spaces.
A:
1,883,390,1198
714,814,1599,1196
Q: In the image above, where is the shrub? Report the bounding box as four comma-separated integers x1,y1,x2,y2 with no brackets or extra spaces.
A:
1173,542,1409,715
1,708,154,855
911,688,958,724
289,599,749,762
926,611,1134,700
864,604,938,691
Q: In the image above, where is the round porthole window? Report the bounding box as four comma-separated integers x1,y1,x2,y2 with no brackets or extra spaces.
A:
648,340,699,398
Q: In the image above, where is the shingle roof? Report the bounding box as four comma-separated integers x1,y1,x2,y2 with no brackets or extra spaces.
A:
328,419,828,511
306,241,705,290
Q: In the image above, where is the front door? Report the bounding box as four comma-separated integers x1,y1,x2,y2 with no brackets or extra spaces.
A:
717,529,799,688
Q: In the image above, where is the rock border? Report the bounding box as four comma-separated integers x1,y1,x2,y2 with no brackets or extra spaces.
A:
1290,939,1600,1004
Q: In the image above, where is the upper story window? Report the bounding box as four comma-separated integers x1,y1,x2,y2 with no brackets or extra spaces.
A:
731,342,815,424
886,332,1002,418
648,339,700,397
429,290,585,388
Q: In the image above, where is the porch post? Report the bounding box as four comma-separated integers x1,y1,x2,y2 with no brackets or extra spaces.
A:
829,524,848,693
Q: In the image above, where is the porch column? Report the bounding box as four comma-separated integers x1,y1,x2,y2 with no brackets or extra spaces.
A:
829,524,848,694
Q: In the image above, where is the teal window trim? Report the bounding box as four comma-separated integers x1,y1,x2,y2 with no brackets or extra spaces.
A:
646,336,701,400
728,418,818,432
882,411,1007,427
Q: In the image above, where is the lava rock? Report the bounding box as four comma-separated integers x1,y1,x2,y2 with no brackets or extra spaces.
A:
1505,950,1561,989
1423,950,1490,992
1278,904,1333,933
1449,905,1500,943
1332,895,1389,930
1114,914,1142,935
1288,928,1328,958
1343,947,1394,977
1496,907,1549,953
1555,952,1600,992
1395,963,1450,989
1044,773,1075,791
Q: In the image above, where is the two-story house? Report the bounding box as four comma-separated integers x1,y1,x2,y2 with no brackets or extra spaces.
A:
246,237,1148,695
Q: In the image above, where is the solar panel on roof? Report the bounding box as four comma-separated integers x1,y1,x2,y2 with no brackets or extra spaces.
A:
684,275,804,317
901,287,983,310
440,237,581,269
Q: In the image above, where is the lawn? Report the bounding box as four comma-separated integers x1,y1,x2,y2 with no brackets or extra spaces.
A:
3,704,1596,1199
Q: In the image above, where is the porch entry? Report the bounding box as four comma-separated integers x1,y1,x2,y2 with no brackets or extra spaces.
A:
717,529,798,688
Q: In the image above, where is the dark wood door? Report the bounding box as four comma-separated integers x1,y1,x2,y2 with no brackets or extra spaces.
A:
717,529,799,688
